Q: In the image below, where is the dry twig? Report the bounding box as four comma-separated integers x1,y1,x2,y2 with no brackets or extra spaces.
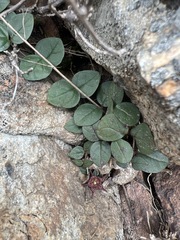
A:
65,0,127,56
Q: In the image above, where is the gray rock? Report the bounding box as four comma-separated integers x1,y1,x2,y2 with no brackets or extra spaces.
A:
0,133,125,239
0,55,82,145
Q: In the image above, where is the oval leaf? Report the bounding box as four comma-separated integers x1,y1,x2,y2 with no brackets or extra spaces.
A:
0,0,10,12
72,159,83,167
74,103,103,126
111,139,133,164
109,81,124,105
82,159,93,168
116,162,129,168
8,13,34,44
72,70,100,97
47,79,80,108
82,122,99,142
90,141,111,167
20,54,52,80
96,81,111,107
97,81,124,107
64,118,82,134
130,123,155,154
35,37,64,66
69,146,84,159
83,141,93,154
96,114,128,141
114,102,140,126
0,23,10,51
132,151,169,173
79,167,88,175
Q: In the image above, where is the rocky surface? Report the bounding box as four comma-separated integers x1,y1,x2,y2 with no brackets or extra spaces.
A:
0,1,180,236
0,133,125,240
0,55,82,145
0,52,179,238
67,0,180,164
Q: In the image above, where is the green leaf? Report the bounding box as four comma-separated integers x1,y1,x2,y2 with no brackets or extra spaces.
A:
74,103,103,126
47,79,80,108
116,162,129,168
111,139,133,164
35,37,64,66
82,159,93,168
109,81,124,105
64,118,82,134
96,114,128,141
97,81,111,107
82,122,99,142
90,141,111,167
130,123,155,154
106,98,114,115
72,70,101,97
0,23,10,51
83,141,93,154
97,81,124,107
5,12,16,22
114,102,140,126
20,55,52,80
8,13,34,44
132,151,169,173
0,0,10,12
69,146,84,159
72,159,83,167
79,167,87,175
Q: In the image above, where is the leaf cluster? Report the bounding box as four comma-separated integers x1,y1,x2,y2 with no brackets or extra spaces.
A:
55,79,169,174
0,2,34,51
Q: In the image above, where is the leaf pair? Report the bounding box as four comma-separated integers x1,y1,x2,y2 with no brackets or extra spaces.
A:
20,37,64,80
47,70,101,108
69,141,111,168
68,146,93,169
130,123,169,173
96,81,124,107
0,12,34,51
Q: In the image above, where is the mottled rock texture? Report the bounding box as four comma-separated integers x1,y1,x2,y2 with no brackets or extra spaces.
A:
0,133,124,239
0,55,82,145
0,0,180,237
68,0,180,164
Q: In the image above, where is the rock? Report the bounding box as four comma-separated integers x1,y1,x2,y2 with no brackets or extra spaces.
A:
67,0,180,164
0,55,82,145
0,133,125,239
112,164,138,186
